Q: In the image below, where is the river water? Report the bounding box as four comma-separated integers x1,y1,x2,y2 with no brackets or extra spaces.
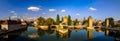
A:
0,26,119,41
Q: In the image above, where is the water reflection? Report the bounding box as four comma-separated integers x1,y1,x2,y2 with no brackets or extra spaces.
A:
0,28,27,41
87,29,93,40
105,30,109,36
56,29,71,41
74,27,80,32
36,26,119,41
105,29,120,41
46,28,55,35
95,27,102,32
28,33,39,39
36,27,55,37
1,26,120,41
37,28,46,37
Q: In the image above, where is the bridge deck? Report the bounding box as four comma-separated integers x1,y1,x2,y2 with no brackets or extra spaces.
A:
107,27,120,31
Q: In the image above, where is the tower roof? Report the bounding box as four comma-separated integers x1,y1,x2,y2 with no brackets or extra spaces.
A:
88,16,92,19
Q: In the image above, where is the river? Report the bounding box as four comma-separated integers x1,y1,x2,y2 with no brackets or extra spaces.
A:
0,26,119,41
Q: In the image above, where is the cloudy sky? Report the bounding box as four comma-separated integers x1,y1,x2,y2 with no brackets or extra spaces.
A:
0,0,120,21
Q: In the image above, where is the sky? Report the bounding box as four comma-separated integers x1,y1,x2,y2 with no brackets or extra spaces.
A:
0,0,120,21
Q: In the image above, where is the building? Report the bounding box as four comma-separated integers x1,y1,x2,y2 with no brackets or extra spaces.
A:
0,20,27,31
114,20,120,25
79,21,82,26
88,16,93,28
62,16,68,25
33,19,38,26
105,18,109,27
97,20,102,27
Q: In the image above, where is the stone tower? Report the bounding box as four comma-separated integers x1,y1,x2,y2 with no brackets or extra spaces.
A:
62,16,68,25
88,16,93,28
105,18,109,27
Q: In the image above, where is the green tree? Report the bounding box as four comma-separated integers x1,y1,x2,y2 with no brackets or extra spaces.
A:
17,18,21,23
68,15,72,25
62,17,63,22
82,20,88,26
74,18,79,25
46,18,55,26
37,17,45,25
56,14,60,25
108,17,114,27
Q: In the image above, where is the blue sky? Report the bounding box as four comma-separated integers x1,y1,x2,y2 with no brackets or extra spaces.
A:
0,0,120,21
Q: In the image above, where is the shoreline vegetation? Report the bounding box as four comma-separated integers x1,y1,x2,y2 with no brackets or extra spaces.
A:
34,14,120,27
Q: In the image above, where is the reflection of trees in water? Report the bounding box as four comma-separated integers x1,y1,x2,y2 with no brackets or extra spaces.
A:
68,29,72,38
37,28,45,37
106,30,120,41
107,30,120,37
94,28,102,32
46,27,55,35
100,27,107,32
37,27,55,37
56,31,60,38
74,28,80,32
0,28,27,41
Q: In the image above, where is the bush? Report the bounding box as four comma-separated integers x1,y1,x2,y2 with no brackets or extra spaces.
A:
114,24,120,27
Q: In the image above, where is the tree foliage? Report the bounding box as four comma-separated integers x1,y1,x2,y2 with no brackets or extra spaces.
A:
74,18,79,25
114,24,120,27
108,17,114,27
46,18,55,26
68,15,72,25
82,20,88,26
37,17,45,25
56,14,60,25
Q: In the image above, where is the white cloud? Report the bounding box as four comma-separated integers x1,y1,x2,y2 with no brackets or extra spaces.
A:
13,13,17,15
89,7,97,11
49,9,56,12
11,16,18,19
61,9,66,13
42,13,46,14
10,11,15,13
76,13,80,16
28,6,40,11
10,11,17,15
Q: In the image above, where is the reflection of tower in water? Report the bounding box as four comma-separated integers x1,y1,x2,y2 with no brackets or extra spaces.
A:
105,30,109,36
87,29,93,40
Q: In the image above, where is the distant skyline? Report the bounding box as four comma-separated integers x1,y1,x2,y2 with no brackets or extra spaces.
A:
0,0,120,21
